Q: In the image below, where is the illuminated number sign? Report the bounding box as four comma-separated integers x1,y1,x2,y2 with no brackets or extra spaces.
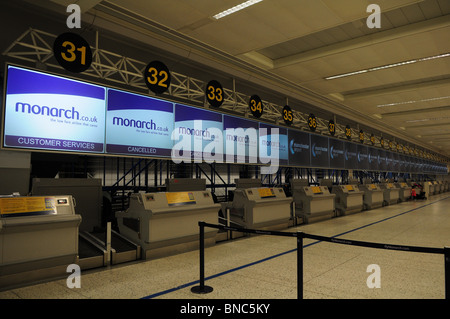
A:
144,60,171,94
345,125,351,140
282,105,293,125
53,32,92,73
370,134,375,145
328,120,335,136
308,113,317,132
359,130,364,143
249,95,263,118
205,80,224,108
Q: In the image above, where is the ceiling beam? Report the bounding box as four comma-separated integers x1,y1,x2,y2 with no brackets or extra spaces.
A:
273,14,450,69
405,122,450,129
344,78,450,101
380,105,450,117
49,0,103,12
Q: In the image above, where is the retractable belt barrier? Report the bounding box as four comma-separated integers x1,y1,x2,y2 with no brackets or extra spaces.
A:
191,221,450,299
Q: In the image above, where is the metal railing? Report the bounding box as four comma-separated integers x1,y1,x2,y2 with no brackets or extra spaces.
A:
191,222,449,299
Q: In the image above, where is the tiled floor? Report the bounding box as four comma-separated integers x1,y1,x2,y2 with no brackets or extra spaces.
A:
1,193,449,299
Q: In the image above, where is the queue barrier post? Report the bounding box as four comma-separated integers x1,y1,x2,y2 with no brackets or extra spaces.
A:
445,247,449,300
191,221,213,294
191,222,448,299
297,232,304,300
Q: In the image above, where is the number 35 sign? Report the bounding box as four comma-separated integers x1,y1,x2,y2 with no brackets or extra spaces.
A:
53,32,92,73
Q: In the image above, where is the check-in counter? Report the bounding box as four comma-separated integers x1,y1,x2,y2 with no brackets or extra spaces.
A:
434,181,443,194
116,191,220,260
332,185,364,215
358,184,384,210
227,187,292,230
395,182,412,202
292,184,336,224
379,183,400,205
0,195,81,289
423,181,434,196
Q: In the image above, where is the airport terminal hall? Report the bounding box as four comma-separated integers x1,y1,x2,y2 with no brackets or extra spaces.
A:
1,0,450,307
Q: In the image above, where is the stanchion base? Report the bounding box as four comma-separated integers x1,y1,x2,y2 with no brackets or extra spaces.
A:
191,285,214,294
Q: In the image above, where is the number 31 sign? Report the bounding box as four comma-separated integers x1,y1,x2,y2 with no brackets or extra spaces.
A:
53,32,92,73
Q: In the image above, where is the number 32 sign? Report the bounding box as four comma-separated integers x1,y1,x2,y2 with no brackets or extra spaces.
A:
144,60,171,94
53,32,92,73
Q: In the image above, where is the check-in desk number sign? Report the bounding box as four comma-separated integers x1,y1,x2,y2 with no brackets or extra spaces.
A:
53,32,92,73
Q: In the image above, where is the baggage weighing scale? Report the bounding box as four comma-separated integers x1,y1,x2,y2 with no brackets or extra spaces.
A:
116,190,220,260
358,184,384,210
227,187,292,230
0,195,81,289
395,182,412,202
379,183,400,206
292,181,336,224
332,185,364,215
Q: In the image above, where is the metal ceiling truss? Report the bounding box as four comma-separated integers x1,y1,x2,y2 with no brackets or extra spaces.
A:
2,28,446,163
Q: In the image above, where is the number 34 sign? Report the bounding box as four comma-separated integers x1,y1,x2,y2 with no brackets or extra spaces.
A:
53,32,92,73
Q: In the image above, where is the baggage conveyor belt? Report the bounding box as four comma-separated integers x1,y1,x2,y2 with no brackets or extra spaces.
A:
84,230,141,265
78,233,108,270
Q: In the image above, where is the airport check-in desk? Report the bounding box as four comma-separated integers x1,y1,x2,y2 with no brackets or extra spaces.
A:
226,187,292,230
423,182,434,197
0,195,81,288
379,183,400,206
116,191,220,260
434,181,443,194
292,183,336,224
395,182,412,202
332,185,364,215
358,184,384,210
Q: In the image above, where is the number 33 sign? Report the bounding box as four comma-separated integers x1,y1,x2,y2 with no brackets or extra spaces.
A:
53,32,92,73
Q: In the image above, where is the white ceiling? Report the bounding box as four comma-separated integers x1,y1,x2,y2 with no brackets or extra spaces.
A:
7,0,450,161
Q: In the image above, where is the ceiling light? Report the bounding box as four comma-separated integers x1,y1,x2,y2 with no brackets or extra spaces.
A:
406,119,430,123
325,52,450,80
406,116,450,123
213,0,263,19
377,95,450,108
